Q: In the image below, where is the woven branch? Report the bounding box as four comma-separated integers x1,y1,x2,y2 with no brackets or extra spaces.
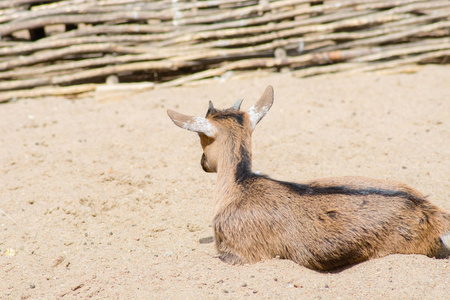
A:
0,43,145,71
0,83,97,103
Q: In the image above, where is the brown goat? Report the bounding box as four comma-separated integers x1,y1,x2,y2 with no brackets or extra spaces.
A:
167,85,450,271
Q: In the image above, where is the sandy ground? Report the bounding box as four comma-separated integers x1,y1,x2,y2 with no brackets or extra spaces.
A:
1,65,449,299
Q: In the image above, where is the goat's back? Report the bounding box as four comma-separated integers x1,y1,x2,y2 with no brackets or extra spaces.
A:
214,175,449,270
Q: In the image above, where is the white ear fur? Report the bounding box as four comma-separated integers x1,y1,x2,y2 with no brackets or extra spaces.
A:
167,109,217,137
248,85,274,129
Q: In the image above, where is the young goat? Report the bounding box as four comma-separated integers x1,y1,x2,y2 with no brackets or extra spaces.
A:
167,85,450,271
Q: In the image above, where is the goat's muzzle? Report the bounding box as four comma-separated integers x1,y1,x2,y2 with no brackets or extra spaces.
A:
201,153,214,173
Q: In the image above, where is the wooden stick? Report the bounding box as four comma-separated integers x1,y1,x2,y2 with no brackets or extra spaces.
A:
352,39,450,62
0,43,145,71
0,84,97,103
327,20,450,51
0,52,192,79
52,60,198,85
0,11,175,36
353,49,450,72
0,59,199,90
292,49,450,78
0,34,176,56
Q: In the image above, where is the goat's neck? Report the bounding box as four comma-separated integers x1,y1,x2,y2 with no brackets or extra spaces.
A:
213,134,252,214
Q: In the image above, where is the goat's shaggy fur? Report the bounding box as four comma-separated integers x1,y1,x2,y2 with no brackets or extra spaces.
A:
168,86,450,271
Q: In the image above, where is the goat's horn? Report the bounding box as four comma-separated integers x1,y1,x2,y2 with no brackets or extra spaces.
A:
232,98,244,110
206,101,216,117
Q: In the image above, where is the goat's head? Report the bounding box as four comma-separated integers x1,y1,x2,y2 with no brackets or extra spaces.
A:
167,85,274,173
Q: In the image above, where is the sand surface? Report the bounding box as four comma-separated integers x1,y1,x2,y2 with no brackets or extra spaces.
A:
1,66,449,299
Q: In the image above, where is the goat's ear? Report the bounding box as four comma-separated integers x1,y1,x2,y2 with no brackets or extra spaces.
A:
248,85,274,129
167,109,217,137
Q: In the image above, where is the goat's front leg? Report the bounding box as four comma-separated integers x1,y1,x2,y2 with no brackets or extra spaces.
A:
218,250,250,265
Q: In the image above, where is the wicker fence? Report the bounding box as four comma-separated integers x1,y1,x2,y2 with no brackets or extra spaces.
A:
1,0,449,101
